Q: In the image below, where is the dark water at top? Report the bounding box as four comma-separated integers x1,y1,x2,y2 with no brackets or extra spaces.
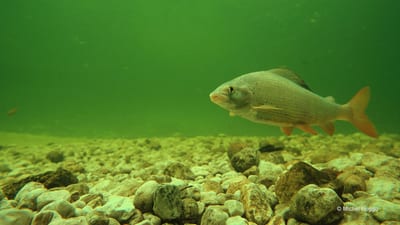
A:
1,0,399,138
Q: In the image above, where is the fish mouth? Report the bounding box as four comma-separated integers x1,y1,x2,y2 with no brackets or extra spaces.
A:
209,92,227,104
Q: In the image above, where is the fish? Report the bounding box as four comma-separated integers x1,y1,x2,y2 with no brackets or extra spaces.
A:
7,108,17,116
209,68,378,137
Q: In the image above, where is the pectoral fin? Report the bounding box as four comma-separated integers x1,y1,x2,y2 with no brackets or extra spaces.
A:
320,121,335,135
252,105,282,112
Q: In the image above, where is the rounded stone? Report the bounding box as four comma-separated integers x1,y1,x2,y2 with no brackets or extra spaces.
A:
0,208,34,225
163,162,195,180
37,190,71,210
223,200,244,217
290,184,343,225
95,195,135,223
41,199,76,218
230,147,260,172
15,182,47,210
31,210,62,225
226,216,248,225
241,183,272,225
152,184,183,220
200,206,229,225
134,180,160,212
275,161,334,203
46,151,65,163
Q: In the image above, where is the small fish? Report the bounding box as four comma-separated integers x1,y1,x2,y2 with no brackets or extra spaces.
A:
209,68,378,137
7,108,17,116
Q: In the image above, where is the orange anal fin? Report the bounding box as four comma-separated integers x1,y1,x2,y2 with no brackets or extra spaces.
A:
320,122,335,136
280,127,293,136
297,124,318,135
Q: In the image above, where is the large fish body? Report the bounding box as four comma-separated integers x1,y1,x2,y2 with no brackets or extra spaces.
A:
209,68,377,137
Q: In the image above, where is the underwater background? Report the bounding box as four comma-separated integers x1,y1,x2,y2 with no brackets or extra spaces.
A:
1,0,399,138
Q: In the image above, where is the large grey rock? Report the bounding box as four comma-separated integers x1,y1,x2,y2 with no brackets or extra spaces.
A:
134,180,160,212
152,184,183,220
200,206,229,225
0,208,33,225
241,183,273,225
290,184,343,225
95,195,135,223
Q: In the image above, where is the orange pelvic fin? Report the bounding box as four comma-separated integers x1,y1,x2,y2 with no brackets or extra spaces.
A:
280,127,293,135
320,121,335,136
346,86,378,138
297,124,318,135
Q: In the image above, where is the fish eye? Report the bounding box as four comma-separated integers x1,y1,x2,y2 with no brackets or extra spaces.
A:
228,86,234,93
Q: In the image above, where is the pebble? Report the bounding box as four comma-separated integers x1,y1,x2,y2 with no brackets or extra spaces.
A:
0,208,34,225
200,206,229,225
201,191,221,205
224,199,244,216
41,199,76,218
229,147,260,172
31,210,62,225
15,182,47,210
95,195,135,223
241,183,273,225
341,202,379,225
143,212,161,225
134,180,160,212
164,162,195,180
226,216,249,225
36,189,71,210
182,198,200,221
152,184,183,220
337,172,366,194
366,177,400,201
290,184,343,225
85,212,110,225
46,150,65,163
352,195,400,222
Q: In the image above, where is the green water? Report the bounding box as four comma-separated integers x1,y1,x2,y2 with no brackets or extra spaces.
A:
1,0,399,138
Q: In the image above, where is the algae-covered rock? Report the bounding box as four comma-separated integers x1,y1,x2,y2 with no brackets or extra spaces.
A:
152,184,183,220
2,168,78,199
229,147,260,173
290,184,343,225
275,161,334,203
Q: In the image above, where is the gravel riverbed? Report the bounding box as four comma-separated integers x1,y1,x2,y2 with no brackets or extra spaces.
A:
0,132,399,225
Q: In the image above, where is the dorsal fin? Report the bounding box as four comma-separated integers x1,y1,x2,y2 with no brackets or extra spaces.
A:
268,68,312,91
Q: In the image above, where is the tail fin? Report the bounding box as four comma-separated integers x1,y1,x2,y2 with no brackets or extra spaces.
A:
346,86,378,138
